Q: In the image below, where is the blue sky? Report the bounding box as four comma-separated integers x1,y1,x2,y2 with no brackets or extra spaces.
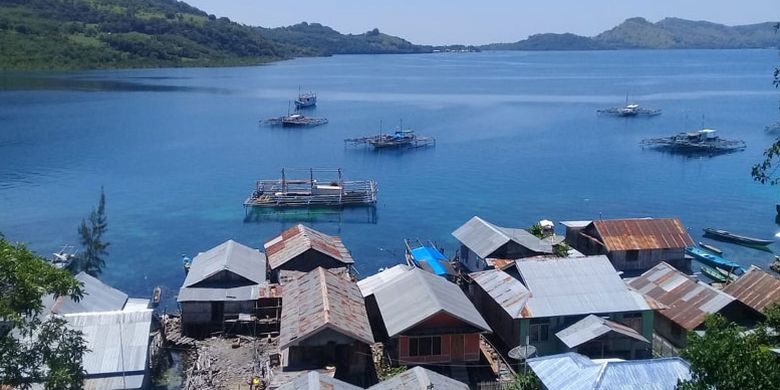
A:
184,0,778,45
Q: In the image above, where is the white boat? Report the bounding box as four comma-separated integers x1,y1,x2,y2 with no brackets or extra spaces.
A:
294,88,317,109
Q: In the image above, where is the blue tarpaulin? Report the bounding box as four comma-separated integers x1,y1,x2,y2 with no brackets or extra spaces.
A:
410,246,451,276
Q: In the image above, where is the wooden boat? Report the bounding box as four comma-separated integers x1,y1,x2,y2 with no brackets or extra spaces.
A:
50,245,78,270
698,241,723,255
703,227,773,246
404,239,456,279
151,286,162,307
294,87,317,109
771,257,780,274
686,247,745,275
344,121,435,149
715,266,739,282
641,129,746,154
776,203,780,215
700,264,728,283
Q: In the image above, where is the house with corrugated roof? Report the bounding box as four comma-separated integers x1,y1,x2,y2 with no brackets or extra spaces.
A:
562,218,694,274
469,256,654,358
527,352,691,390
274,366,469,390
628,262,761,348
279,267,375,387
265,224,355,282
177,240,274,335
357,266,490,368
452,216,553,272
723,265,780,316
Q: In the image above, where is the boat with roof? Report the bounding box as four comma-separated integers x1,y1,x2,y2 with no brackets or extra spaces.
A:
598,96,661,117
344,121,435,149
641,129,746,154
294,87,317,109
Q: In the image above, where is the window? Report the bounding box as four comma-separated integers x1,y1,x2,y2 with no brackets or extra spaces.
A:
626,250,639,262
529,320,550,342
408,336,442,356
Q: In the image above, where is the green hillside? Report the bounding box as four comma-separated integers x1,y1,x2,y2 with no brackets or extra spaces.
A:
483,33,608,51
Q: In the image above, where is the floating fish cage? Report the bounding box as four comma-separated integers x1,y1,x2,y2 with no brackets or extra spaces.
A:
244,168,378,209
641,129,746,154
344,130,435,149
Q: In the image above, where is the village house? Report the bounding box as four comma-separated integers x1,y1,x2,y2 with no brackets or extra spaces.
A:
274,366,469,390
357,265,491,370
43,272,154,390
469,256,654,359
264,224,355,282
527,352,691,390
561,218,694,274
177,240,277,335
452,216,553,272
279,267,375,387
723,265,780,316
628,262,762,349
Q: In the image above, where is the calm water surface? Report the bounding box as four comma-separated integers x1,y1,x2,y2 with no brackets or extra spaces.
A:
1,50,779,306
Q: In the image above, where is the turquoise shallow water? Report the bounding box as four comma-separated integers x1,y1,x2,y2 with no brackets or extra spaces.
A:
1,49,780,306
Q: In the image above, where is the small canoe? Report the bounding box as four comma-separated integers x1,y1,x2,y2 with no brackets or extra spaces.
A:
700,264,728,283
703,228,774,246
686,247,745,275
715,267,739,282
698,241,722,255
151,286,161,307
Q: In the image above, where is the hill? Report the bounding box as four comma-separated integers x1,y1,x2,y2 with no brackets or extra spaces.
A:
482,17,780,51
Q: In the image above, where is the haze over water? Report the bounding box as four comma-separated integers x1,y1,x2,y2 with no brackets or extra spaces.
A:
1,49,779,305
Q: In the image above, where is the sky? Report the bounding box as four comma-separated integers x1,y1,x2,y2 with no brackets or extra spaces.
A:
184,1,779,45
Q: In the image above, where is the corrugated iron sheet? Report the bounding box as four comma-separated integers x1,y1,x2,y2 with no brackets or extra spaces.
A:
592,218,694,251
279,267,373,349
514,256,651,318
265,224,354,270
628,262,735,330
182,240,266,287
276,371,362,390
452,216,552,259
178,285,259,302
555,314,648,348
724,265,780,313
368,366,469,390
371,267,490,337
357,264,413,298
51,272,128,314
470,269,530,318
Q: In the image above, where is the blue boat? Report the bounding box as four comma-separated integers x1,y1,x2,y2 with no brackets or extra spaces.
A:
405,239,456,278
686,247,745,275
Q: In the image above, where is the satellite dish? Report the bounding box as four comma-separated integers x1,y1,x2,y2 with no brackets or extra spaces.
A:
508,345,537,361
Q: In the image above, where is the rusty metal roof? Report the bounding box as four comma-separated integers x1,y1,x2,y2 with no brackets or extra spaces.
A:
723,266,780,313
265,224,354,270
470,269,530,318
628,262,736,330
279,267,373,350
592,218,694,251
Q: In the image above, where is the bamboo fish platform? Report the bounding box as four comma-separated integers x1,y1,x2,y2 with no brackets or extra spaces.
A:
641,129,746,154
244,168,378,209
345,129,436,149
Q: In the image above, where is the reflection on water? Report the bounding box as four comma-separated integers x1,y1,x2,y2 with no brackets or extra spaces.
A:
0,74,230,94
244,206,378,225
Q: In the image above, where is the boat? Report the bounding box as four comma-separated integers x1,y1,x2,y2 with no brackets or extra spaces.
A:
404,239,456,279
294,87,317,109
641,129,746,154
345,121,436,149
244,168,378,209
597,102,661,117
772,257,780,274
703,228,773,246
715,266,739,282
698,241,723,255
686,247,745,275
151,286,162,307
50,245,78,270
700,264,728,283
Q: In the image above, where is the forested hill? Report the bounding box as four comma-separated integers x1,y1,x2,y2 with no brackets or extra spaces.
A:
0,0,431,71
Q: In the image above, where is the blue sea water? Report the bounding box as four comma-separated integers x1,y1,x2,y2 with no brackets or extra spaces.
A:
1,49,779,306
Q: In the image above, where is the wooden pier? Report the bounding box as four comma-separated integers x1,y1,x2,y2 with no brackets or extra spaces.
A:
244,168,377,209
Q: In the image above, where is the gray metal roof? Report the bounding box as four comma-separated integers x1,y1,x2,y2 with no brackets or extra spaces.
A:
452,216,552,259
279,267,374,350
368,366,469,390
470,269,530,318
560,220,592,229
63,309,152,378
528,352,691,390
514,256,651,318
51,272,128,314
555,314,649,349
84,374,145,390
357,264,413,298
177,285,260,302
182,240,266,288
276,371,362,390
371,267,490,337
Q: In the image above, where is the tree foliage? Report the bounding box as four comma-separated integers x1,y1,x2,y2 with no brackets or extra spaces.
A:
73,188,109,277
0,235,87,389
508,369,541,390
751,23,780,185
678,314,780,390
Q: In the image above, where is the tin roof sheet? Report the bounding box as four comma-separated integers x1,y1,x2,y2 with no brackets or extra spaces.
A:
371,267,490,337
182,240,266,287
628,262,736,330
276,371,362,390
368,366,469,390
470,269,530,318
178,285,260,302
514,256,651,318
265,225,354,270
723,265,780,313
357,264,414,298
555,314,649,348
51,272,128,314
528,352,691,390
279,267,373,349
452,216,552,259
592,218,694,252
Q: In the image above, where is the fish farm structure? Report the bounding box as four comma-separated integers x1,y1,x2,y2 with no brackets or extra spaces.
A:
597,103,661,117
263,112,328,128
641,129,746,154
344,129,436,149
243,168,378,209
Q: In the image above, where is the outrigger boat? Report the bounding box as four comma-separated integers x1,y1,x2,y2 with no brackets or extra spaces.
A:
345,121,435,149
641,129,746,154
703,228,773,246
50,245,78,270
294,87,317,109
598,100,661,117
404,239,456,279
686,247,745,275
698,241,723,255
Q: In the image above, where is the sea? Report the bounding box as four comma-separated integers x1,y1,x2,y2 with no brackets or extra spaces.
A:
1,49,779,307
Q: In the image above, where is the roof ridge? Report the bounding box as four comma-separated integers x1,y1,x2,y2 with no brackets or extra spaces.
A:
319,267,330,324
223,239,235,270
592,360,611,390
477,216,511,241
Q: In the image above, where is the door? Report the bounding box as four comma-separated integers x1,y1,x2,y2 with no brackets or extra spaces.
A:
211,301,224,323
451,334,465,361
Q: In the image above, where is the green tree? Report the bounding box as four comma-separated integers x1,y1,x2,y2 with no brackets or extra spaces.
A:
508,369,541,390
678,314,780,390
751,23,780,184
73,188,109,276
0,235,87,389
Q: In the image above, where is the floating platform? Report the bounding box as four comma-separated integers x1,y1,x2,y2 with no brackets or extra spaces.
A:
641,129,745,154
345,129,435,149
263,113,328,127
244,168,377,208
598,104,661,117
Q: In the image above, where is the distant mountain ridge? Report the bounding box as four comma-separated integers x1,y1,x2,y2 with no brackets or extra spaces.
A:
483,17,779,51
